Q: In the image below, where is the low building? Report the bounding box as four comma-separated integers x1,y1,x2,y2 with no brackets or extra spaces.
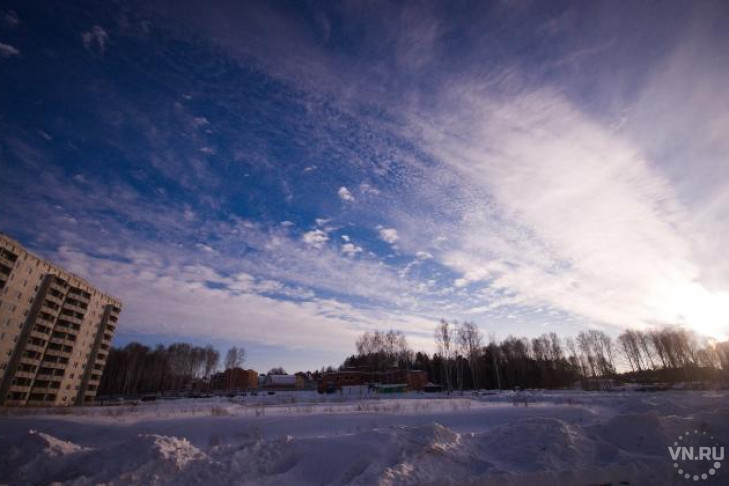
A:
373,383,409,394
210,368,258,391
317,369,428,393
264,374,302,389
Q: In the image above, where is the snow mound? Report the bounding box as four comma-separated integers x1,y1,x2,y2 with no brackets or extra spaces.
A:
28,428,89,456
224,435,297,477
0,429,91,485
478,417,596,472
139,434,209,470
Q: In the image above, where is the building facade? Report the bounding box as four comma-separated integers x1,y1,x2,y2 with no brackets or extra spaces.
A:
264,374,303,389
210,368,259,391
0,234,122,406
317,369,428,393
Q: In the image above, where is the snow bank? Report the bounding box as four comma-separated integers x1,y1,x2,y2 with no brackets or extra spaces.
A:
1,391,727,485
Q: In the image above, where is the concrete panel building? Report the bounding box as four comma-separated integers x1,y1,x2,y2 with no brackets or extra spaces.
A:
0,233,122,406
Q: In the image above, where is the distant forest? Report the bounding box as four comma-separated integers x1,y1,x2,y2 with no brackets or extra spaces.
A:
100,322,729,397
342,323,729,392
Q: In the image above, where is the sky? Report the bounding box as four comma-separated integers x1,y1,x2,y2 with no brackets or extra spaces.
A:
1,0,728,373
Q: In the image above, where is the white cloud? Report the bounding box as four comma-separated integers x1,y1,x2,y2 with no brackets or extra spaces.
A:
195,243,216,253
301,229,329,248
0,42,20,58
377,226,400,245
359,183,381,196
341,242,363,256
405,86,729,339
338,186,355,202
54,246,437,353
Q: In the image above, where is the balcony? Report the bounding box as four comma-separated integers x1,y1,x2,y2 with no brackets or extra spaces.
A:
49,336,67,346
41,304,60,316
45,293,63,306
49,280,68,294
31,386,59,395
37,360,66,370
67,287,91,300
62,302,86,315
0,254,16,269
58,314,83,326
25,343,46,354
9,383,32,392
14,370,36,380
36,315,55,327
44,348,71,358
20,357,42,368
30,330,51,342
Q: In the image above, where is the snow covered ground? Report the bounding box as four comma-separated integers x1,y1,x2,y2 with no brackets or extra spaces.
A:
1,390,727,485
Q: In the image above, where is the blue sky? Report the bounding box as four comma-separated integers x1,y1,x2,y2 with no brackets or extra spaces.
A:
1,0,728,372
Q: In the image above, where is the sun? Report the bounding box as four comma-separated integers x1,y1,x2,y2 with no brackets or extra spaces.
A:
659,282,729,341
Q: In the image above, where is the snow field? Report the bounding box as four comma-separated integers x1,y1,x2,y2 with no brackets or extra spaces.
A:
0,390,727,485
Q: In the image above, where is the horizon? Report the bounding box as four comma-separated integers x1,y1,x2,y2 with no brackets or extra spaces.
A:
2,0,729,373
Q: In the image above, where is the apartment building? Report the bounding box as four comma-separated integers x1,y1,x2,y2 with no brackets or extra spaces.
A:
0,233,122,406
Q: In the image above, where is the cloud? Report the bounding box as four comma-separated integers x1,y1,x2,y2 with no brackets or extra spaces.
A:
341,242,363,256
377,226,400,245
403,85,729,339
82,26,109,56
54,245,438,352
359,183,381,196
0,42,20,58
338,186,355,202
300,229,329,248
3,10,19,27
4,0,728,366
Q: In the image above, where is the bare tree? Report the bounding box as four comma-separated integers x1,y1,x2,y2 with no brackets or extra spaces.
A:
458,321,483,390
204,345,219,379
224,346,246,390
488,332,502,390
435,319,455,394
355,329,411,371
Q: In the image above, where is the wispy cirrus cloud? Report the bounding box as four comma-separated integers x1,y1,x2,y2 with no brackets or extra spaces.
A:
0,42,19,57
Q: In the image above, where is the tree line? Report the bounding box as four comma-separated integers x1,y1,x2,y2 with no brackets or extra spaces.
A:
98,342,246,396
340,320,729,392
